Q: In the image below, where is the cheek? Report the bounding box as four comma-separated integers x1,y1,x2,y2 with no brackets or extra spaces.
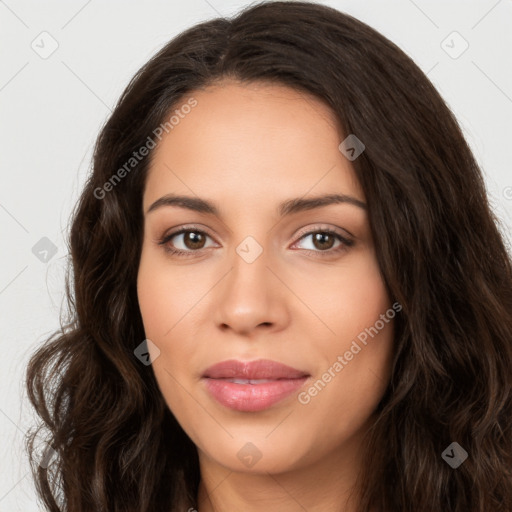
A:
297,316,394,456
136,252,197,415
343,257,391,338
295,248,391,344
136,246,210,387
295,251,394,412
136,245,201,341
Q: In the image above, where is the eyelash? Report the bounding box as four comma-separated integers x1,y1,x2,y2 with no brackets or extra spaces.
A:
157,224,354,259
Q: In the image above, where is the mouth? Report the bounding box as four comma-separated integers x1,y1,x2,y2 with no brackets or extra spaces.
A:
201,359,310,412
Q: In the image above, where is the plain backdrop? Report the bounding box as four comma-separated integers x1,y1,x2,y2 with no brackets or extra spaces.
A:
1,0,511,510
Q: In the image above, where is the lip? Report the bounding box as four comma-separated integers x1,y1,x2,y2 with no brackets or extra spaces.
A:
202,359,309,380
201,359,310,412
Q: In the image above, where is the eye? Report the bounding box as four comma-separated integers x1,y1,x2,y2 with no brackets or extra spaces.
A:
157,225,354,258
291,227,354,256
157,226,217,257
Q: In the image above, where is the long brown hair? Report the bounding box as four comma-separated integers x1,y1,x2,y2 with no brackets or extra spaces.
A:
25,1,512,510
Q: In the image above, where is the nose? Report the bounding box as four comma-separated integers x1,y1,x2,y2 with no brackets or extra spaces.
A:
213,245,289,337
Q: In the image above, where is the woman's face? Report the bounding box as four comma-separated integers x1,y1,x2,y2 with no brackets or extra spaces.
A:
137,80,395,475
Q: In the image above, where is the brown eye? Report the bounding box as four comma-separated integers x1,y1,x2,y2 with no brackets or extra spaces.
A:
158,227,216,256
293,228,354,255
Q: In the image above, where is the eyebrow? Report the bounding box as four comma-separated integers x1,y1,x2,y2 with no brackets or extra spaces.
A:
146,192,367,217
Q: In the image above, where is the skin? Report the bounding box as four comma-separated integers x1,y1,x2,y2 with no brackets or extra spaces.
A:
137,79,394,512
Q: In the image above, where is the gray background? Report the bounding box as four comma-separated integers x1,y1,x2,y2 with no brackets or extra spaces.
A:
1,0,511,509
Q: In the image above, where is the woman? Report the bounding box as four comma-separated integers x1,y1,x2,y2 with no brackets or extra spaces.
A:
25,1,512,511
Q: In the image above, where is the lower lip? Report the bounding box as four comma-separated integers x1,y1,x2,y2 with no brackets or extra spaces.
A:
202,377,309,412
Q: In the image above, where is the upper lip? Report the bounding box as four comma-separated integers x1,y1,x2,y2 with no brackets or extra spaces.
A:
202,359,310,380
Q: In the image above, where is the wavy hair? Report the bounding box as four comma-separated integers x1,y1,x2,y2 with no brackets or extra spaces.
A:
25,1,512,510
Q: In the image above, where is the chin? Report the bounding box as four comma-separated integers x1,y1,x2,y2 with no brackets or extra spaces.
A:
197,434,311,475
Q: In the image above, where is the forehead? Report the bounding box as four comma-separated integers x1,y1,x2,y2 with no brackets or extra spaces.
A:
143,80,364,210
